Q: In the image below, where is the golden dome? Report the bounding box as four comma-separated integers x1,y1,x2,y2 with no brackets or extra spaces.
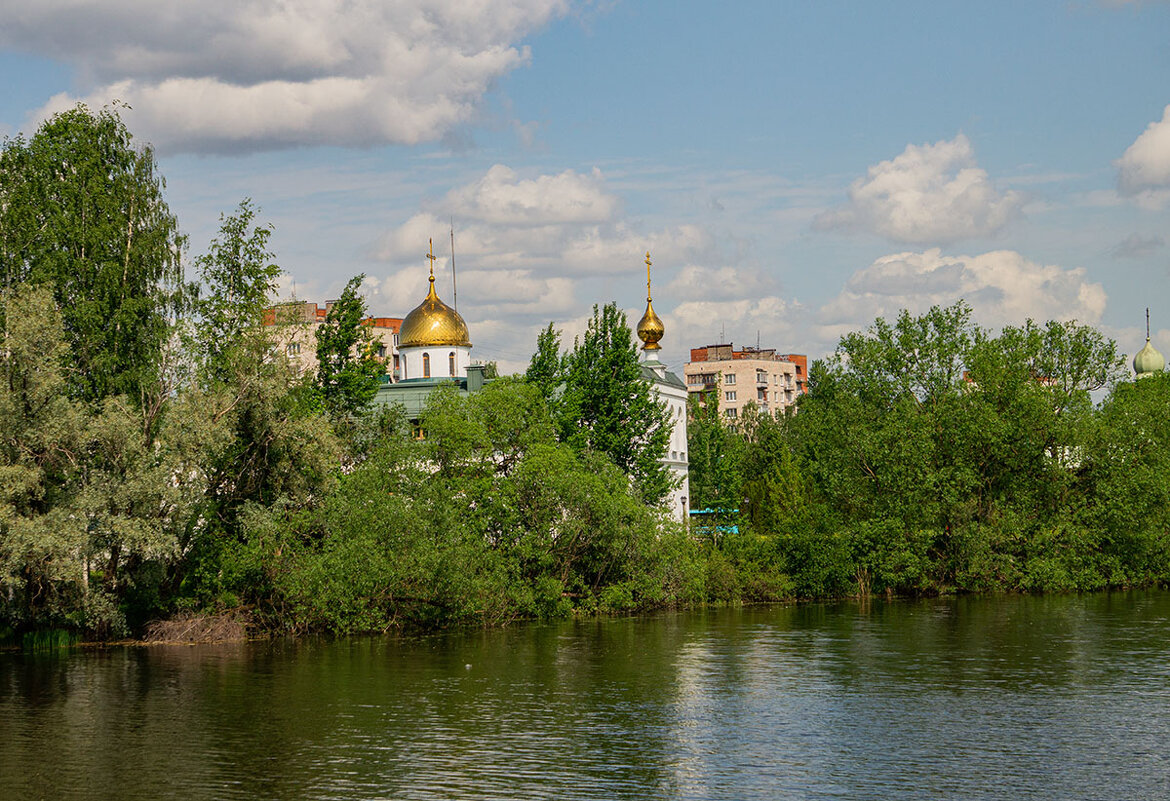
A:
399,244,471,348
638,301,664,351
637,251,664,351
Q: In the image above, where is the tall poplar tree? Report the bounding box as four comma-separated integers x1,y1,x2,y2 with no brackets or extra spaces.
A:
547,303,672,504
315,275,382,419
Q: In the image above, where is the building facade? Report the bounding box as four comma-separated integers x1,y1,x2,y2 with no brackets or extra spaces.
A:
684,344,807,419
263,301,402,379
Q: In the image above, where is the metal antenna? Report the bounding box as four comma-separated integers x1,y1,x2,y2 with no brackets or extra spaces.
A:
450,219,458,311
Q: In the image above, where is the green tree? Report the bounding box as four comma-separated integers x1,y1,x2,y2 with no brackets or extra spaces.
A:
0,285,89,630
0,104,186,404
685,387,744,511
556,303,673,504
192,199,280,381
315,275,382,419
525,322,564,399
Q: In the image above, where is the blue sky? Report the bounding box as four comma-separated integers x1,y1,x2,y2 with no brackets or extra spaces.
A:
1,0,1168,373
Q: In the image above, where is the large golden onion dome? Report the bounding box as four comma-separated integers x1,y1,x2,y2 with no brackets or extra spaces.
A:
638,301,664,351
637,251,664,351
399,243,471,348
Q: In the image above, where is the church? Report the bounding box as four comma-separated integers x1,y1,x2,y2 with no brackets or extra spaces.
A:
374,243,690,521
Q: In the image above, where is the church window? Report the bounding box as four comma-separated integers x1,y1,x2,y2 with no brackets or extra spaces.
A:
423,353,431,378
449,352,456,376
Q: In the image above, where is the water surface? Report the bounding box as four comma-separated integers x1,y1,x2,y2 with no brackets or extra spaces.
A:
4,592,1170,800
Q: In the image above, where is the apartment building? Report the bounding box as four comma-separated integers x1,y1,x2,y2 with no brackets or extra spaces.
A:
684,343,808,419
262,301,402,379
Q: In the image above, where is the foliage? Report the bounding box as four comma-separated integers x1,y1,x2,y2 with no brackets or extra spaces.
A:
525,322,564,401
191,198,280,381
238,379,704,631
686,302,1170,599
314,274,383,419
529,304,674,504
685,387,744,511
0,104,185,404
0,286,205,636
4,103,1169,639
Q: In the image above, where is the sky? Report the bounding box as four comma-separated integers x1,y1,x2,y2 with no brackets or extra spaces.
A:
1,0,1169,375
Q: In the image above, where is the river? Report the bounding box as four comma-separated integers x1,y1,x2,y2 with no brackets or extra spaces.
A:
3,591,1170,800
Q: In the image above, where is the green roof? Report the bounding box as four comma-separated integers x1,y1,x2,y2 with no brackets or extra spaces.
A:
640,363,686,390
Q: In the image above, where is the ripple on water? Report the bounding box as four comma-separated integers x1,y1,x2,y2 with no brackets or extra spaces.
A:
3,593,1170,800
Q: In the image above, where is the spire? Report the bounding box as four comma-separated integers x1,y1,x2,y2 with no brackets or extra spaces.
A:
646,251,653,303
636,250,665,353
425,237,437,298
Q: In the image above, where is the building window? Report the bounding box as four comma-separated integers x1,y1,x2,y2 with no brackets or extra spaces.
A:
724,408,738,419
423,353,431,378
725,391,737,401
377,344,387,359
286,342,300,356
724,373,736,385
449,351,456,376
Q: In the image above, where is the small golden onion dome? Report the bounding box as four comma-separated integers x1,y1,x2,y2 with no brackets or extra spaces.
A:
1134,309,1164,378
1134,338,1164,377
637,250,664,351
638,301,664,351
399,272,471,348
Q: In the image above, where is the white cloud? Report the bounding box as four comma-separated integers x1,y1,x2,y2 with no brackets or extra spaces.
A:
447,165,617,225
1117,104,1170,195
819,249,1107,334
666,265,775,301
815,134,1022,244
372,165,710,279
359,163,728,367
8,0,568,153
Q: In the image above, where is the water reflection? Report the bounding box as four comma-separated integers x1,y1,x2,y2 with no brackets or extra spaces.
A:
3,592,1170,799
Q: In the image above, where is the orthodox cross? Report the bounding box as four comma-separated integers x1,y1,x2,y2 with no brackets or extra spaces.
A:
645,251,653,302
427,238,437,280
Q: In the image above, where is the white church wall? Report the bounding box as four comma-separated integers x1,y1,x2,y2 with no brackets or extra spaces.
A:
400,345,471,380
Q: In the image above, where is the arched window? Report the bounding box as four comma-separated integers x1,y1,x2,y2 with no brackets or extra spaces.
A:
449,352,456,376
422,353,430,378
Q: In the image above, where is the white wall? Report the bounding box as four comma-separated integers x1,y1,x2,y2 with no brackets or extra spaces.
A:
652,374,691,523
400,345,471,380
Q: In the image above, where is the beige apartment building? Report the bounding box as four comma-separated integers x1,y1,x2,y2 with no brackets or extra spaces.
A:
262,301,402,380
684,344,808,419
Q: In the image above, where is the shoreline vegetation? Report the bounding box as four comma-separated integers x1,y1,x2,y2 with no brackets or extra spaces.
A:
4,106,1170,650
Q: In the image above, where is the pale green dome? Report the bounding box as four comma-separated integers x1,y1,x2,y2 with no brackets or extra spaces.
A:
1134,338,1165,378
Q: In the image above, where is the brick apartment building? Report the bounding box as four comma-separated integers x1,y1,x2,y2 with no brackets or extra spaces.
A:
262,300,403,379
684,343,808,419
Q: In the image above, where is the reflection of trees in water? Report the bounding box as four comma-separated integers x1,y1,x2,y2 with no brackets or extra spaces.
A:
4,594,1170,800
